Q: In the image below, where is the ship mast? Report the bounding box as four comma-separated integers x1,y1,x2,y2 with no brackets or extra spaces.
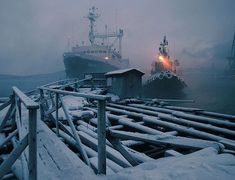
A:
86,7,124,57
87,6,100,45
227,30,235,70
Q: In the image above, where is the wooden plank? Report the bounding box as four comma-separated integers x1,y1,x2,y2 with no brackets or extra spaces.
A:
39,87,110,101
109,130,224,152
12,87,39,109
0,134,28,179
61,97,91,167
0,98,12,111
108,137,138,166
97,100,107,174
52,128,123,173
143,115,235,150
19,107,95,179
36,120,95,179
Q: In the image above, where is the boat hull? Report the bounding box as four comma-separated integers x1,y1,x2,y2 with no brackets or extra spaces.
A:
142,72,186,98
63,53,128,78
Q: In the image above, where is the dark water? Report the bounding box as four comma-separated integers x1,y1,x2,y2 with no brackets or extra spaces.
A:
182,71,235,115
0,70,234,115
0,71,65,97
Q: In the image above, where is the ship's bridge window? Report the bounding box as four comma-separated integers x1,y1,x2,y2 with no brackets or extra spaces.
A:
91,51,94,53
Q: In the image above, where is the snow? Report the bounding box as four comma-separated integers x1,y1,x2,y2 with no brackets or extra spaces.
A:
106,93,120,102
105,68,144,76
104,147,235,180
52,95,94,121
62,95,89,110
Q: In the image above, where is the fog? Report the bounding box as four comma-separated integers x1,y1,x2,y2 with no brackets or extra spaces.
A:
0,0,235,75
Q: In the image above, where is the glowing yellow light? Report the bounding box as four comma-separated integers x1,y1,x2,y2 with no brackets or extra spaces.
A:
159,55,164,61
105,56,109,60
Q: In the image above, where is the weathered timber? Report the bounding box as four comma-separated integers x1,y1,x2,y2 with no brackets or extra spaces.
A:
53,129,123,173
76,130,131,168
108,129,224,152
0,102,15,132
89,157,114,175
198,111,235,121
108,136,139,166
36,120,95,179
164,149,182,157
0,98,12,112
60,97,91,167
110,103,235,129
106,109,164,135
77,124,112,147
0,134,28,179
13,87,38,109
143,115,235,150
0,129,18,148
155,113,235,137
39,87,110,101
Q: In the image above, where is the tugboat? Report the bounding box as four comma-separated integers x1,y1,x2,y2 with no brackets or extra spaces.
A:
143,36,186,97
63,7,129,78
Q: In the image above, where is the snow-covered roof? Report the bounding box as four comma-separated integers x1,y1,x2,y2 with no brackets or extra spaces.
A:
105,68,144,76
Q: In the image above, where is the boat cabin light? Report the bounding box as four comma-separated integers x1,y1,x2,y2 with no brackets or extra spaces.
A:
159,55,164,61
105,56,109,60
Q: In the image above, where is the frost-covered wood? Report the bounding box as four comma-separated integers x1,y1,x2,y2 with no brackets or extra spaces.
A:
13,86,38,109
143,115,235,150
61,97,91,167
109,130,224,152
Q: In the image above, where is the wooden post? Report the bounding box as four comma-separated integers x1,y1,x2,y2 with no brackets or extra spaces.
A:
55,93,59,136
97,100,106,174
39,89,45,121
28,108,37,180
0,134,28,179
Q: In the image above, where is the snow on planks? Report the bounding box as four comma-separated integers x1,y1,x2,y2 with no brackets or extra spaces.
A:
20,109,95,180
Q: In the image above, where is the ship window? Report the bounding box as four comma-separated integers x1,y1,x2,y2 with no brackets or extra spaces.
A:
87,51,90,53
99,50,103,53
91,51,94,53
103,51,107,53
95,51,98,53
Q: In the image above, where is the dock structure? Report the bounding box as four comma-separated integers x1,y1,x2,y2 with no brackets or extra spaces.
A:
0,78,235,179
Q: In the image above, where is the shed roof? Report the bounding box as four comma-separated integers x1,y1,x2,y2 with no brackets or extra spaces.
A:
105,68,144,76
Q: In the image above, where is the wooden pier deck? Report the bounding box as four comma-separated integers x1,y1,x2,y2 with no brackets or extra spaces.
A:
32,115,95,180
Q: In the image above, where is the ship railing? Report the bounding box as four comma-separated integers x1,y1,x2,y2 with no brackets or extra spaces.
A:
38,86,110,174
0,86,39,180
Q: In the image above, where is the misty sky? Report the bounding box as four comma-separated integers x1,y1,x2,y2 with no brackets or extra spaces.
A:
0,0,235,75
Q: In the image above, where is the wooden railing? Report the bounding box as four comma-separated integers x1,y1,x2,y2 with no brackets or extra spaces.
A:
39,86,110,174
0,86,39,180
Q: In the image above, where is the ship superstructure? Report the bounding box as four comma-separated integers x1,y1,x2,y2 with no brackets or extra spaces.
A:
63,7,129,78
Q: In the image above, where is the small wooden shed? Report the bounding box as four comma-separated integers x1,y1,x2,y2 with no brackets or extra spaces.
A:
105,68,144,99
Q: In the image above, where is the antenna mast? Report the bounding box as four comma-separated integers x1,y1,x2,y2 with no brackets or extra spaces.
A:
227,30,235,69
87,6,100,45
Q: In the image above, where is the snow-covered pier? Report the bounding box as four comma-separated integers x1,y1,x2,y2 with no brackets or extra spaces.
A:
0,78,235,179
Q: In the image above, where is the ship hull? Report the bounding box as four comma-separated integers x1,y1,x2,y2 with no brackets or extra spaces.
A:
63,53,127,78
142,72,186,98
